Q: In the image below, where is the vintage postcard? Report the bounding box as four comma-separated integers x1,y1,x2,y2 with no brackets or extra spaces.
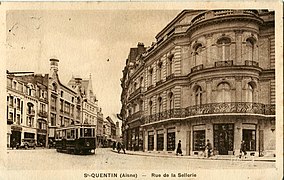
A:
0,1,283,180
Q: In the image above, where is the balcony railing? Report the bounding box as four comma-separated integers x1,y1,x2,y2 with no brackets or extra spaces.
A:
156,80,163,86
129,87,142,99
7,119,13,125
144,102,275,124
127,111,144,122
38,111,48,118
245,60,259,67
27,110,35,116
191,10,259,25
191,64,204,73
215,60,233,67
147,84,154,91
166,74,175,81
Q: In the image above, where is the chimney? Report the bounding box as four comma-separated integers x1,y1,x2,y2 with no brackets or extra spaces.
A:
74,77,82,85
137,42,145,56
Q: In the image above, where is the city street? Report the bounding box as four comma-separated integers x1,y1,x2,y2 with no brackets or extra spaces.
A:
6,148,275,170
4,148,278,180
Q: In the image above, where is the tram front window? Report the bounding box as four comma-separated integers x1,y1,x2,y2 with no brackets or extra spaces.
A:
83,128,93,137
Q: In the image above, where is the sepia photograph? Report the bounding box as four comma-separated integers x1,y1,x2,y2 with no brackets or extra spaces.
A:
1,2,283,180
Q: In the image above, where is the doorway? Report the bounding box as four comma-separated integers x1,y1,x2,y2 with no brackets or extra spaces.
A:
213,124,234,155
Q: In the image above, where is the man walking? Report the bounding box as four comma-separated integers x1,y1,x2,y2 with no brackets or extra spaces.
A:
205,139,212,158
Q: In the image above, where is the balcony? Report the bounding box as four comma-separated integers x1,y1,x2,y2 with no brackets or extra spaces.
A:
7,119,13,125
215,60,233,67
129,87,142,99
166,74,175,81
38,111,48,118
156,80,163,86
144,102,275,124
191,64,204,73
127,111,144,123
191,10,259,26
147,84,154,91
245,60,259,67
27,110,35,116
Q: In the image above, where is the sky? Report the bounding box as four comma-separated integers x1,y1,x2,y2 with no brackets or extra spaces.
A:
6,9,181,121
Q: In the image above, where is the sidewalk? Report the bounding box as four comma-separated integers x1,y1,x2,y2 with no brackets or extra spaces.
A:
110,149,276,162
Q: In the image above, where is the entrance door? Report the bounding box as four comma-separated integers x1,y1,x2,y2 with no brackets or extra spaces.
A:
213,124,234,155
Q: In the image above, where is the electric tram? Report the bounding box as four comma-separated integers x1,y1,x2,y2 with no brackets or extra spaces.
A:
55,125,96,155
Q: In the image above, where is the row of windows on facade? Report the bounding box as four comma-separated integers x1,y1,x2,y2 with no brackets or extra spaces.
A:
8,112,47,129
128,82,255,116
8,79,48,99
7,96,47,113
128,37,257,94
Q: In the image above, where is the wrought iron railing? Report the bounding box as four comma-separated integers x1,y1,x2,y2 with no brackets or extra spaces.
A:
38,111,48,118
144,102,275,124
147,84,154,91
127,111,144,122
191,10,259,25
129,87,142,99
245,60,259,67
215,60,233,67
166,74,175,81
156,80,163,86
191,64,204,73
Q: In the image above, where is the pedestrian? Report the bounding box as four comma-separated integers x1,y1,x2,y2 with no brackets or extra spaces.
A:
11,138,16,149
176,140,183,156
112,142,116,151
121,143,126,154
205,139,212,158
117,142,121,154
240,140,247,158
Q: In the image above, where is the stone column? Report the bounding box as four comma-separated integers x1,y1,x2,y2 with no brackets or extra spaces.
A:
144,129,148,151
235,77,242,102
235,30,243,65
163,127,167,152
153,128,157,151
206,79,212,103
234,120,242,154
205,33,213,67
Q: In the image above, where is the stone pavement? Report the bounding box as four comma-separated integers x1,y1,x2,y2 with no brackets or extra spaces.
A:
110,149,276,162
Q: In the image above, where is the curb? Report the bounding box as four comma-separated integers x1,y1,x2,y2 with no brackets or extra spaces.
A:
110,150,275,162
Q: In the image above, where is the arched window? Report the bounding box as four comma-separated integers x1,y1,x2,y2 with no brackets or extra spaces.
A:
168,92,174,110
139,99,143,111
246,83,255,103
168,54,174,75
140,77,144,88
158,97,163,113
148,68,153,86
149,101,153,115
193,43,203,66
157,62,163,81
216,82,231,102
52,83,57,92
217,37,231,61
195,86,202,105
246,38,255,61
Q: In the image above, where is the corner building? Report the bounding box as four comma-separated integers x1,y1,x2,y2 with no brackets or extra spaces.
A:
120,10,275,156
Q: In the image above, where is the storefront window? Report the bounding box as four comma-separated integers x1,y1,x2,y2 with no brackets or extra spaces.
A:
148,131,154,151
157,130,164,151
167,128,175,151
193,130,205,151
243,129,256,151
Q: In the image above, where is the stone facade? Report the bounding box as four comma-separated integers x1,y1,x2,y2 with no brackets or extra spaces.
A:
7,73,49,147
120,10,275,156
